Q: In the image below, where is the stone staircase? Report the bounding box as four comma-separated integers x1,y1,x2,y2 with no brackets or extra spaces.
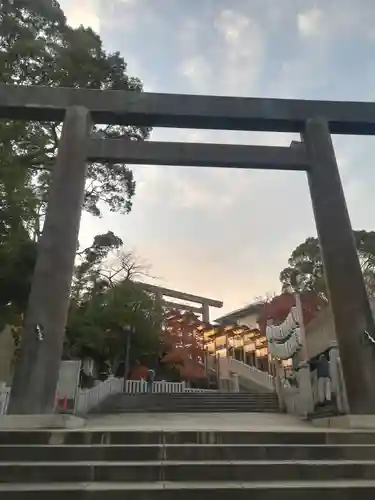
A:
92,391,280,414
1,428,375,498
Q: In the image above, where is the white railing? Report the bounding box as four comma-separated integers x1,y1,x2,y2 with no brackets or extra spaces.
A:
152,381,186,393
124,380,217,394
124,380,187,394
74,376,123,414
228,357,275,392
0,387,10,415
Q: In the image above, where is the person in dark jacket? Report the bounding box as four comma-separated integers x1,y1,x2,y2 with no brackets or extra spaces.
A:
317,353,331,405
147,368,155,393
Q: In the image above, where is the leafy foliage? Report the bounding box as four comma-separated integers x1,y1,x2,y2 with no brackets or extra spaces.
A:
161,310,207,381
280,231,375,300
66,233,162,371
0,143,38,328
0,0,153,343
0,0,150,228
0,236,37,330
72,231,124,301
66,280,162,372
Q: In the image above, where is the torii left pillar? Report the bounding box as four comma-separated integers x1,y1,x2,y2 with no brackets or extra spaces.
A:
8,106,92,414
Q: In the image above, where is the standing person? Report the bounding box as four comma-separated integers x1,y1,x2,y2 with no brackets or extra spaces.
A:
317,353,331,405
147,368,155,393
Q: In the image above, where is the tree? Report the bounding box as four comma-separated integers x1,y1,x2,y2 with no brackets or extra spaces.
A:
0,118,40,328
0,162,38,328
161,310,207,382
66,233,162,374
280,231,375,300
99,250,155,285
66,279,162,376
0,0,150,233
0,0,151,326
257,292,324,334
0,236,37,330
72,231,124,301
72,233,154,301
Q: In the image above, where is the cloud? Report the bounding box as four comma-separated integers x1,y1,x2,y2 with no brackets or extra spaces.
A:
68,0,375,315
297,7,323,38
214,9,265,95
297,0,375,41
60,0,100,32
215,9,251,44
179,8,265,97
178,18,201,53
179,56,212,94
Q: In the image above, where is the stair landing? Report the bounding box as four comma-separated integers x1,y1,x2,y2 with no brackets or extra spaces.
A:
85,412,315,432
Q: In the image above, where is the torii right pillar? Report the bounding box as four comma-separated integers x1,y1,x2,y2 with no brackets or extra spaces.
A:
303,117,375,414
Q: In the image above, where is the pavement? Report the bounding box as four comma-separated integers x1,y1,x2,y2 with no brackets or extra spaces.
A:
84,412,321,432
3,411,375,432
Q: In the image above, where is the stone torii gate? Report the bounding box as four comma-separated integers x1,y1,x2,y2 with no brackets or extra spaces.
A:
2,85,375,415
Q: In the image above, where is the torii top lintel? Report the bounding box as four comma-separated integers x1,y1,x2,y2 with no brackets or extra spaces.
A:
1,84,375,135
135,282,223,309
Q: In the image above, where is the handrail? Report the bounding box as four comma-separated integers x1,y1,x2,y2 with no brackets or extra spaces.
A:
74,376,123,414
228,358,275,392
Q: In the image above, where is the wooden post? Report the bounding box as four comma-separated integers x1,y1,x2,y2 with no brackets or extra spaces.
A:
8,106,92,414
202,302,210,323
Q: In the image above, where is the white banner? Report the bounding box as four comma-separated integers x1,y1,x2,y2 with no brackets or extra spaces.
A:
267,327,302,360
266,306,299,343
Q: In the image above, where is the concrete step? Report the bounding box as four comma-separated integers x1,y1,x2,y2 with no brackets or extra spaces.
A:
1,480,375,499
97,393,281,414
105,401,278,407
105,394,277,399
309,405,341,420
106,401,280,407
106,407,280,414
2,459,375,483
2,428,375,498
99,396,278,401
115,394,277,399
3,430,375,445
129,401,279,406
112,397,279,402
3,443,375,462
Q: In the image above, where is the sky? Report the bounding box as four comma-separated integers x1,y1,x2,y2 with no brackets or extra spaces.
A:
59,0,375,318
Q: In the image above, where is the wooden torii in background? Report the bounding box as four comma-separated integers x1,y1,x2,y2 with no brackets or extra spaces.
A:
135,282,223,324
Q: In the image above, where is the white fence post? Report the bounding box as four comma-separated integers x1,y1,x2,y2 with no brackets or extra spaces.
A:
121,380,216,395
0,387,10,415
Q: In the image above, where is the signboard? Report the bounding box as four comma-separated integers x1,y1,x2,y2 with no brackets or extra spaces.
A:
56,360,81,400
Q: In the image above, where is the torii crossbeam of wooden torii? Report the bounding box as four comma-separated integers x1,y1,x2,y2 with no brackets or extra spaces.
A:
134,282,223,323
